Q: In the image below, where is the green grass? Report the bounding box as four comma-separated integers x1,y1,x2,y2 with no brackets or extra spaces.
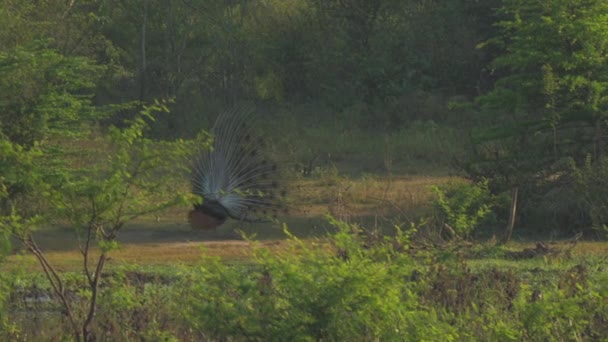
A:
5,172,606,277
266,106,468,176
4,173,456,271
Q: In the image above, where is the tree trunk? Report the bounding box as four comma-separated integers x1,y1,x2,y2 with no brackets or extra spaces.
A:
139,0,148,103
594,119,604,160
500,186,518,245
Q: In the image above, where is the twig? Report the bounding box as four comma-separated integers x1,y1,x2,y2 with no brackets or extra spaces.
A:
21,235,81,341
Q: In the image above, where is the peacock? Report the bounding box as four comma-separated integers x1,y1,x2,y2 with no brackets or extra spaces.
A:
188,109,287,230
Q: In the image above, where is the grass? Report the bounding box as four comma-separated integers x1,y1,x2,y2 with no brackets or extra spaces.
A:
267,106,468,177
4,173,455,272
4,108,470,273
5,171,606,275
5,121,604,278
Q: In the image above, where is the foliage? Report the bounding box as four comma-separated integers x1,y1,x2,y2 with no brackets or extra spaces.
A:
0,202,13,338
0,41,102,215
54,103,195,341
48,100,195,236
431,180,495,239
2,226,608,340
0,99,200,341
572,156,608,236
421,258,608,340
0,273,17,340
484,0,608,122
0,137,48,261
93,268,183,341
146,223,608,341
5,0,496,136
514,266,608,340
0,42,102,148
182,218,455,341
467,0,608,234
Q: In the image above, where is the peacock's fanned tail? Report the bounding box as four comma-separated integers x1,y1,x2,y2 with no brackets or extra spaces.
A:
191,109,287,227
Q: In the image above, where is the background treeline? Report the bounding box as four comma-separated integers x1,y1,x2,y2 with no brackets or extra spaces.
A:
2,0,608,237
1,0,497,132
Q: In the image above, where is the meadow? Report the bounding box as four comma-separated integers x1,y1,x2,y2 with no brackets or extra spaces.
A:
3,137,608,341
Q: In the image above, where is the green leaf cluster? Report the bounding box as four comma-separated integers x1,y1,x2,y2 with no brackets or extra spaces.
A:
432,180,496,239
0,42,102,148
183,219,454,341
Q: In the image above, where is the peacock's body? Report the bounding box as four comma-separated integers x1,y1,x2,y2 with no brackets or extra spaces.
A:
189,110,286,230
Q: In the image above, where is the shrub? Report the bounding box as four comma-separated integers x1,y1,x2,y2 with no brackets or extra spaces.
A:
515,275,608,340
0,209,14,340
94,269,184,341
0,273,16,340
182,218,457,341
431,179,495,239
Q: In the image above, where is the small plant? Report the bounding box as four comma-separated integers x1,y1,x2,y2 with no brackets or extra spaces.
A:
94,268,184,340
0,242,16,340
431,179,494,240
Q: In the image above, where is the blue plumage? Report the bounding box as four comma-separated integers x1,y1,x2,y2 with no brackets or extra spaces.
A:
189,110,286,229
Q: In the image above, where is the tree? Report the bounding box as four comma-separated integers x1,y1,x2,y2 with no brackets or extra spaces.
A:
0,20,198,338
0,42,102,148
470,0,608,238
0,102,197,341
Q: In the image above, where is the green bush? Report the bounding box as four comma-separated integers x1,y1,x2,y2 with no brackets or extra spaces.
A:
3,228,608,340
93,268,187,341
431,179,495,239
182,218,456,341
0,207,13,339
514,267,608,340
179,218,608,340
0,273,15,340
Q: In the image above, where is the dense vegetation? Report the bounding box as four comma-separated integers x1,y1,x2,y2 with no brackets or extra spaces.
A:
1,0,608,340
3,224,608,341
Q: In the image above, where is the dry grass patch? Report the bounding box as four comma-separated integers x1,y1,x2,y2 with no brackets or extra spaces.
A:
289,174,456,218
3,174,460,272
3,239,301,272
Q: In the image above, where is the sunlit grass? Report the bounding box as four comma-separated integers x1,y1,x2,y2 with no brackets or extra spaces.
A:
6,171,607,275
4,173,454,271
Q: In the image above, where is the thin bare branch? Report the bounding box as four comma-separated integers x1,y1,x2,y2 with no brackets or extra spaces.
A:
22,235,81,341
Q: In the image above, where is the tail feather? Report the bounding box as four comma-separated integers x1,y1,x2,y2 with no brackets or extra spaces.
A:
190,109,287,227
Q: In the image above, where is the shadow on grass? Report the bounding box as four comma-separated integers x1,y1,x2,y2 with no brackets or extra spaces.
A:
11,212,415,253
10,215,338,253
